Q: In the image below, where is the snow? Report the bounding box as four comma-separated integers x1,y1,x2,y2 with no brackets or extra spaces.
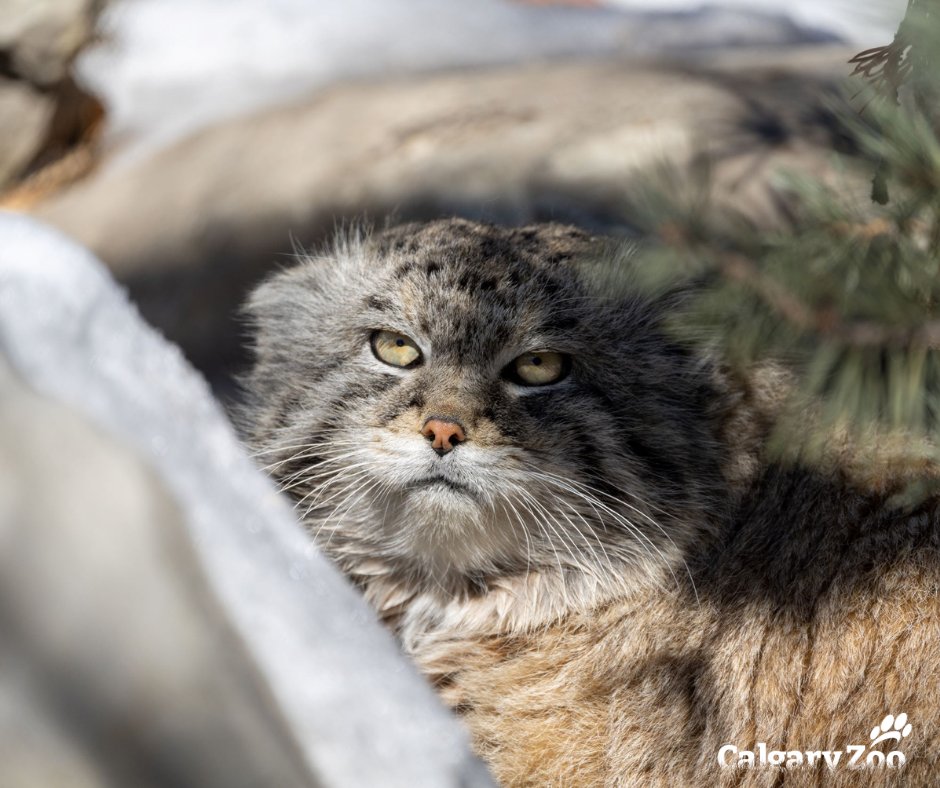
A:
606,0,905,45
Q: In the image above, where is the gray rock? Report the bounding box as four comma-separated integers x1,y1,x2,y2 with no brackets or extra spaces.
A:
0,212,492,788
0,77,54,186
0,0,105,193
76,0,842,158
0,0,100,85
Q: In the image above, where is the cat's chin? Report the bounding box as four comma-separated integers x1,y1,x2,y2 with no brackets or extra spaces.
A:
401,484,483,532
406,477,478,500
395,487,521,582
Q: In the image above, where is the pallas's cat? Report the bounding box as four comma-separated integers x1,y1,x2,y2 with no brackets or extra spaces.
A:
242,219,940,786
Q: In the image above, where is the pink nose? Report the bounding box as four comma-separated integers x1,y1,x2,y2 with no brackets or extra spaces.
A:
421,418,466,455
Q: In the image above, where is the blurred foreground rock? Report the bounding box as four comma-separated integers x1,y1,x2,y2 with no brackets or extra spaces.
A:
0,212,492,788
34,46,860,389
0,362,316,788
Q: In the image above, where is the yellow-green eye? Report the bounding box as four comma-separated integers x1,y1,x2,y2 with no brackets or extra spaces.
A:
510,351,569,386
371,330,422,368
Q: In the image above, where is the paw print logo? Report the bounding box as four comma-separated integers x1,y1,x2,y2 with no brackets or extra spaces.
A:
870,714,913,747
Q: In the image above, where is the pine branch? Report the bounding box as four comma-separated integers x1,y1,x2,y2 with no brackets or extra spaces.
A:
626,27,940,503
716,251,940,350
618,2,940,503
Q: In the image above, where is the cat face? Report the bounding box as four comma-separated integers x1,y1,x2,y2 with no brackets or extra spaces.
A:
243,220,726,590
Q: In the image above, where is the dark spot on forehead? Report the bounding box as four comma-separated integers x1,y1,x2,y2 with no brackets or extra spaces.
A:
488,320,513,345
365,295,392,312
478,236,510,259
548,314,580,331
371,220,598,345
534,273,562,296
377,220,594,272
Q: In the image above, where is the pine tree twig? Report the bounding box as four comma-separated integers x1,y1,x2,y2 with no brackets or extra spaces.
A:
848,0,917,104
849,44,911,103
830,218,894,239
719,253,815,329
718,252,940,350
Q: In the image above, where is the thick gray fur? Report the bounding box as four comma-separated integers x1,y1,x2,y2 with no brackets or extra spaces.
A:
241,219,729,596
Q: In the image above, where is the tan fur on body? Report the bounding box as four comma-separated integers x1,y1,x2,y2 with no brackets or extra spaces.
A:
357,396,940,786
345,366,940,786
242,221,940,786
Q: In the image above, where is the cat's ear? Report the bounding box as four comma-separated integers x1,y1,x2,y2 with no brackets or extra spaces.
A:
238,259,345,411
244,231,370,328
244,264,322,333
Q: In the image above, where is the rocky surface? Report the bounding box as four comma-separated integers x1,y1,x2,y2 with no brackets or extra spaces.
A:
0,76,55,187
35,46,862,391
0,0,102,85
0,0,104,193
0,212,492,788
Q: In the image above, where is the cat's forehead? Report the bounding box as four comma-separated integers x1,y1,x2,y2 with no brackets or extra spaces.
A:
365,220,595,350
373,220,593,272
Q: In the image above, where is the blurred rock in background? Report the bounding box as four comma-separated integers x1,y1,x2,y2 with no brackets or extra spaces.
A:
74,0,844,165
0,0,105,205
0,0,905,396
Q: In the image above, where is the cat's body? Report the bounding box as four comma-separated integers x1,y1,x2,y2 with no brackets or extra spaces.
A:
242,219,940,786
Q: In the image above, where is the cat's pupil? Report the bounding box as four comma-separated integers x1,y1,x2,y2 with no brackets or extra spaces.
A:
531,356,543,366
396,338,405,347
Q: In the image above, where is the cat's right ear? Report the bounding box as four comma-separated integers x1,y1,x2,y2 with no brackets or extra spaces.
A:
246,223,374,318
242,265,320,342
237,259,342,415
242,236,373,346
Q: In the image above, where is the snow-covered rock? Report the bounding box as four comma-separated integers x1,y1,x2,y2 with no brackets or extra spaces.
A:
77,0,854,165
